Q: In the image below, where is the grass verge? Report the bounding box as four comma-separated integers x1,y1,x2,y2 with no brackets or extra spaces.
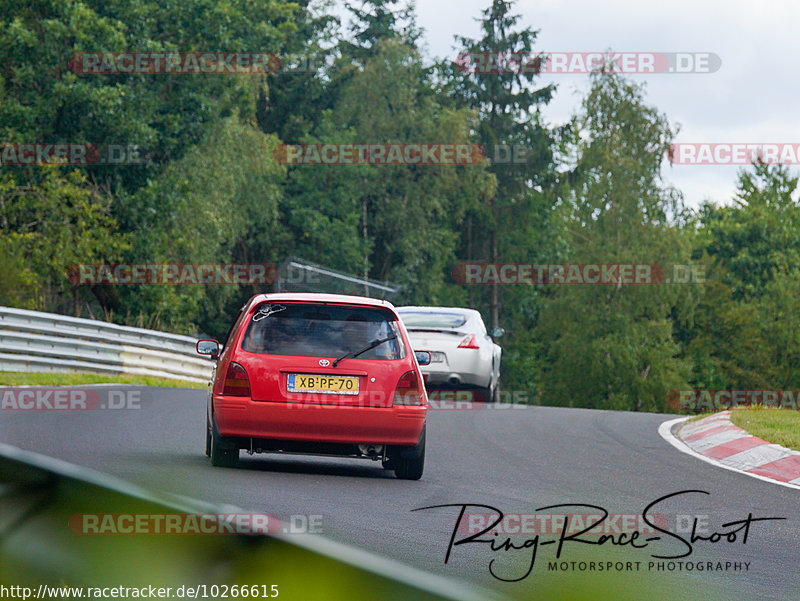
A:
0,371,205,389
683,413,709,424
729,407,800,452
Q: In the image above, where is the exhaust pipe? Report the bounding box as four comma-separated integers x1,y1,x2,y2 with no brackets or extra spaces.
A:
358,444,384,459
448,376,461,386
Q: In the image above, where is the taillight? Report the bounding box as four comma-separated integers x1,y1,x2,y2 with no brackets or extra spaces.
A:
393,370,423,406
458,334,480,349
223,362,251,396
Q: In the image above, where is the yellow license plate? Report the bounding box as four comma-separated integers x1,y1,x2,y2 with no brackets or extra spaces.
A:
287,374,359,395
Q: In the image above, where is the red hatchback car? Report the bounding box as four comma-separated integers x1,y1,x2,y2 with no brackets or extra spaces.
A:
196,293,430,479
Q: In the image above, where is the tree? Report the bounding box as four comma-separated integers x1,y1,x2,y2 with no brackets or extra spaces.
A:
0,167,128,314
113,116,286,334
536,73,696,411
701,164,800,300
687,164,800,389
438,0,555,330
0,0,298,326
342,0,421,64
258,0,341,143
284,37,491,303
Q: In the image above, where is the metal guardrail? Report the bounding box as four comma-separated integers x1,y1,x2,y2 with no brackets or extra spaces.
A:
0,306,212,384
277,257,403,300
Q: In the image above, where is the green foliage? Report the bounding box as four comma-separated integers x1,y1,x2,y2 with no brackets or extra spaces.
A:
0,167,128,312
430,0,561,395
701,164,800,300
686,165,800,389
0,0,296,192
2,0,799,412
342,0,421,63
112,115,285,334
0,0,296,328
536,73,696,411
0,233,40,309
285,12,493,304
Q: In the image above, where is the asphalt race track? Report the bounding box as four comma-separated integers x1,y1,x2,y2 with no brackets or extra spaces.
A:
2,386,798,600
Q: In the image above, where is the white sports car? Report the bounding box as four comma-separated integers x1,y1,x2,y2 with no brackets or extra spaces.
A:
396,306,502,402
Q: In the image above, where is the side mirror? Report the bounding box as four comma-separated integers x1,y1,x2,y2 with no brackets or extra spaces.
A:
490,327,505,338
415,350,432,366
196,339,220,359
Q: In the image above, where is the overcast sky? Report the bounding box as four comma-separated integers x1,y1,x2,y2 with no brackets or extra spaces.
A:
367,0,800,208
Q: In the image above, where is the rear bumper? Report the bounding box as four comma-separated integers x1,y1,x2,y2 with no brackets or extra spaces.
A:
214,396,426,446
419,352,492,388
422,369,490,388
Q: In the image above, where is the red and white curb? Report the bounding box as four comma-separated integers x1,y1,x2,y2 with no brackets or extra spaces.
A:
659,411,800,490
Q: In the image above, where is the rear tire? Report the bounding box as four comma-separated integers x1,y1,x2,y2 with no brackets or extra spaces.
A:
394,427,425,480
205,414,212,457
210,418,239,468
491,381,500,404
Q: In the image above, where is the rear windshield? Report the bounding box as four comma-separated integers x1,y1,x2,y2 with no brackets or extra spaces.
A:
399,311,468,329
241,303,405,360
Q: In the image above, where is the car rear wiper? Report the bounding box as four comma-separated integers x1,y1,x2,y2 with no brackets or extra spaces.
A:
333,335,397,367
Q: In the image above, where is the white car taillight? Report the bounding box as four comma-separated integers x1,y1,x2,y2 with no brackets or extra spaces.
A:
457,334,480,349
